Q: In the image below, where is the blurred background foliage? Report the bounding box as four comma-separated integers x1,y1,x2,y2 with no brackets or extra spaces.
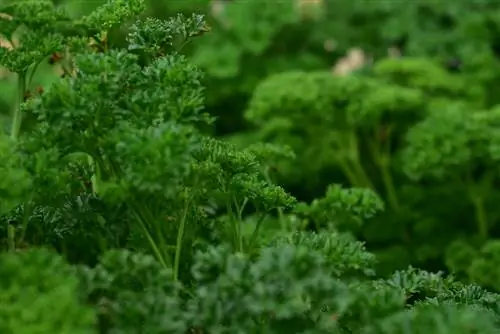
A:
4,0,500,291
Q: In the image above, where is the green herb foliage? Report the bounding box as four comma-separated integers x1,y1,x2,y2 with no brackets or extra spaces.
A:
156,0,500,286
2,0,500,333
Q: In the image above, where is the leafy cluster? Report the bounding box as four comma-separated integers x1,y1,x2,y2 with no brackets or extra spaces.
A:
139,0,500,286
241,53,500,280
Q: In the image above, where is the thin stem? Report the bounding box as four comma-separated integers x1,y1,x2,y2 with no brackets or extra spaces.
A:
11,72,26,140
236,197,248,220
348,131,374,189
368,139,399,209
277,207,286,232
367,131,399,210
173,196,191,281
27,59,44,87
471,194,488,239
380,162,399,210
247,213,267,251
350,159,374,189
465,169,493,240
141,202,169,255
106,158,170,268
233,197,244,252
130,205,168,268
337,159,362,187
333,132,373,189
225,200,239,251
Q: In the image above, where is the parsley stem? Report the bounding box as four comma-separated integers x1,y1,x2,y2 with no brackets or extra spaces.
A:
335,132,373,189
380,163,399,210
173,196,191,281
471,194,488,239
351,160,373,189
338,159,361,186
248,213,266,250
105,157,171,267
133,209,168,267
368,134,399,210
11,72,26,140
27,59,44,88
466,172,493,239
233,196,245,251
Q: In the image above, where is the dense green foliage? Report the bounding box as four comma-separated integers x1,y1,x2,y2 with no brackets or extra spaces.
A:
3,0,500,332
124,0,500,282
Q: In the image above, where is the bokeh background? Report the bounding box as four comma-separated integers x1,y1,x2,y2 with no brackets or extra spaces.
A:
4,0,500,291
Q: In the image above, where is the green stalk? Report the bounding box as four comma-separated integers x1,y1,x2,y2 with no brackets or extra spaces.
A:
237,197,249,220
338,159,362,187
233,196,245,251
173,196,191,281
247,213,267,251
8,72,28,251
27,59,44,88
335,131,374,189
106,158,170,267
367,131,399,210
226,200,242,252
348,132,374,189
375,149,399,211
350,159,374,189
6,56,48,250
465,171,493,240
131,208,168,267
380,162,399,210
470,194,488,239
127,193,170,268
11,72,26,140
